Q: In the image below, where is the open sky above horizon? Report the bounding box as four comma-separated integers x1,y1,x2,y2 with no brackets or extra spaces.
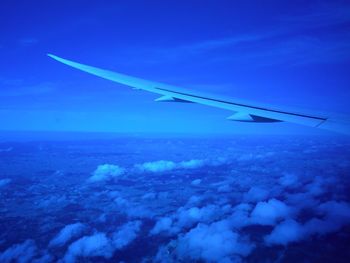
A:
1,0,350,135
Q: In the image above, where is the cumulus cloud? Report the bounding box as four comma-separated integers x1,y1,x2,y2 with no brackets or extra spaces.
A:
177,205,223,229
250,199,291,225
278,173,299,188
36,195,68,209
150,204,229,236
0,239,38,263
0,178,11,188
142,192,157,200
89,164,125,182
112,221,142,249
244,187,269,202
62,233,113,263
61,221,142,262
150,217,173,235
191,179,202,186
309,200,350,234
228,203,253,229
32,252,53,263
265,219,304,246
264,201,350,246
49,223,87,247
318,200,350,219
136,160,176,173
135,159,205,173
304,176,327,196
285,192,319,210
186,195,204,206
155,245,175,263
217,184,233,193
176,220,254,262
236,153,255,162
114,196,153,218
179,159,205,169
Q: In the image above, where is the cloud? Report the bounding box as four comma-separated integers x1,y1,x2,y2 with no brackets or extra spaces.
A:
150,204,229,236
228,203,253,229
186,195,204,206
114,196,153,218
136,160,176,173
264,201,350,247
236,153,255,162
217,184,233,193
135,159,206,173
179,159,205,169
285,192,319,211
304,176,325,196
243,34,350,66
61,221,142,262
279,3,350,27
155,245,176,263
175,220,254,262
0,82,55,97
177,35,264,53
112,221,142,249
151,34,267,62
0,239,38,263
191,179,202,186
310,200,350,234
142,192,157,200
278,173,299,188
302,218,333,237
265,219,304,246
19,37,39,47
317,201,350,219
89,164,125,182
250,199,291,226
49,223,87,247
150,217,173,235
0,147,12,152
0,178,11,188
176,205,223,229
244,187,269,202
32,253,53,263
128,3,350,67
62,233,113,263
36,195,68,209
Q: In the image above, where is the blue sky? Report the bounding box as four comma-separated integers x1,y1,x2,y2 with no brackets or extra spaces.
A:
0,0,350,134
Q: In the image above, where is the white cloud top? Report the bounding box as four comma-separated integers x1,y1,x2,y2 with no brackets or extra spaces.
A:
89,164,125,182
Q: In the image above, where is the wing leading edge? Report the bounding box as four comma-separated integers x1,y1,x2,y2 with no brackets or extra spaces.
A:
47,54,350,135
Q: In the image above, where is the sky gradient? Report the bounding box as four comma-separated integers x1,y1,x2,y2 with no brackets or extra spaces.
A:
1,0,350,134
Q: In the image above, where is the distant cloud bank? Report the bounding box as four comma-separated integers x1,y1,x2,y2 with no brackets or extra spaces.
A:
135,159,206,173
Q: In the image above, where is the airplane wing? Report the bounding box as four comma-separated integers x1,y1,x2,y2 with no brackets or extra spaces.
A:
48,54,350,135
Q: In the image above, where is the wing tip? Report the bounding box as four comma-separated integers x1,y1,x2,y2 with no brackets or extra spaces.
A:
47,53,75,67
47,53,59,60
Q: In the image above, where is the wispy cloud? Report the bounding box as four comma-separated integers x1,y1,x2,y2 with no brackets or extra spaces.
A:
222,34,350,66
164,35,266,55
152,29,350,66
19,37,39,47
0,81,55,97
126,3,350,67
148,34,269,62
279,3,350,28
